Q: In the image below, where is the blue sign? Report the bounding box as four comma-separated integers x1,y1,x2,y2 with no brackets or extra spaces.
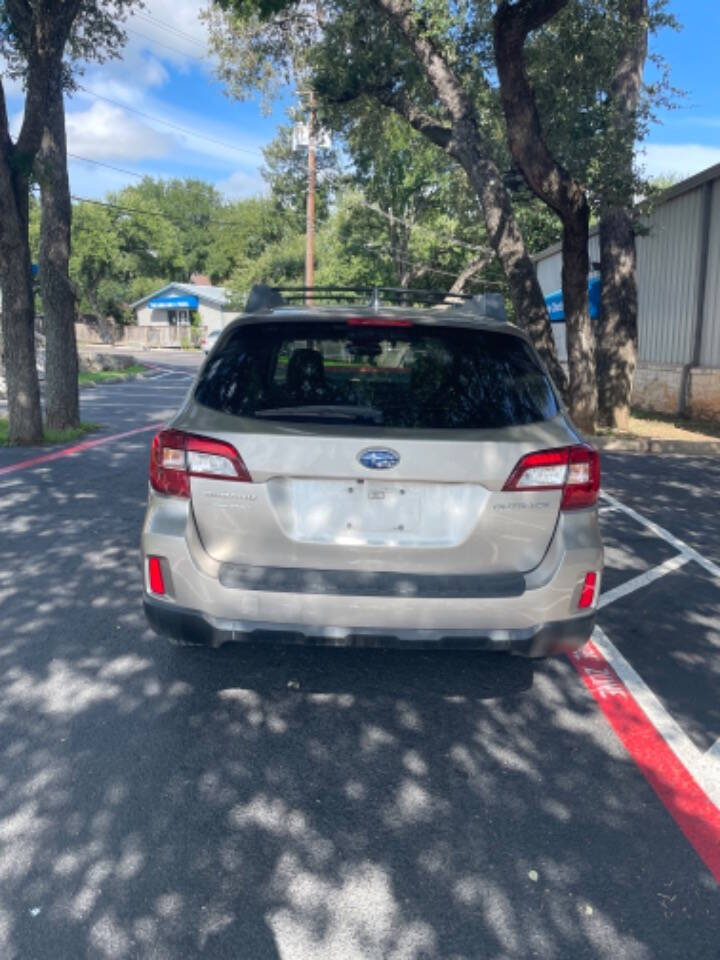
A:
358,448,400,470
544,275,600,322
148,295,199,309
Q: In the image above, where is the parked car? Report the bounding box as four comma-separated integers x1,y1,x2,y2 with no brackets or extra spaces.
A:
142,286,602,656
201,329,221,354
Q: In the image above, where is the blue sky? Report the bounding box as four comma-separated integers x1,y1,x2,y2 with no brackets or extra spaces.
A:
2,0,718,203
642,1,720,178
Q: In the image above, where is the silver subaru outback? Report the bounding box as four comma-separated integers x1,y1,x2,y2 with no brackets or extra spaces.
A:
142,287,602,656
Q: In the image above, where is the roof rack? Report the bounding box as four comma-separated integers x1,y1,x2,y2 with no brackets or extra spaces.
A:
245,284,508,322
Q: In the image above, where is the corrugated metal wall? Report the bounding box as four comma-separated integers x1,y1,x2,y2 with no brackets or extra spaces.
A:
534,172,720,368
700,180,720,367
636,189,703,364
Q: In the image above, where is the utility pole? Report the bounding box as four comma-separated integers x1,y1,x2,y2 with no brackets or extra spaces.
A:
305,90,316,305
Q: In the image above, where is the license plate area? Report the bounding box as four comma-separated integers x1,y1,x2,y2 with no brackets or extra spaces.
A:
363,482,421,532
280,477,483,547
287,478,423,544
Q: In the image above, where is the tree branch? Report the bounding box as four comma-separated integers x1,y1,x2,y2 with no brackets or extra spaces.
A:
368,0,474,124
318,76,453,150
375,88,452,149
501,0,569,35
446,254,492,297
493,0,579,220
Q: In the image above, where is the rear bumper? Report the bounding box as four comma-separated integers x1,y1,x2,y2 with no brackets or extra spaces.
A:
143,593,595,657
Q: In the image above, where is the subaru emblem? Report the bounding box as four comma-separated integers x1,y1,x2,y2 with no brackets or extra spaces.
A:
358,448,400,470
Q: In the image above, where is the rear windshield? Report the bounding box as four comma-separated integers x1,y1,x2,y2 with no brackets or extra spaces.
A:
195,320,558,429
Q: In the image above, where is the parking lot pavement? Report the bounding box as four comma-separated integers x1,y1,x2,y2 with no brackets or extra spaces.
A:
0,365,718,959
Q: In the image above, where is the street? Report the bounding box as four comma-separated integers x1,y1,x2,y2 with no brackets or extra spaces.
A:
0,353,718,960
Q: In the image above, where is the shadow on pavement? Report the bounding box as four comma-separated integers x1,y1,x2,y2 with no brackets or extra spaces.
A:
0,440,717,959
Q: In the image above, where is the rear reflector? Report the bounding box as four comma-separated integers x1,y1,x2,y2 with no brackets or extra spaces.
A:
148,556,165,595
503,444,600,510
578,571,598,609
150,428,251,498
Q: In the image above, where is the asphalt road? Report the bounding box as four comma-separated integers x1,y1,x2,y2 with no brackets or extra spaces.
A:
0,354,717,960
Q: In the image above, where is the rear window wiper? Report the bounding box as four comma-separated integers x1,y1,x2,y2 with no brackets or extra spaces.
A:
252,404,384,424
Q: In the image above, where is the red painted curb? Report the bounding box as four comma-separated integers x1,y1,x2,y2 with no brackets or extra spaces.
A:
0,423,163,477
569,642,720,884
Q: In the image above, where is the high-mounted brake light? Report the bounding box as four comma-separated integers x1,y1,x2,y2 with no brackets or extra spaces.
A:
149,429,251,498
502,444,600,510
346,316,414,327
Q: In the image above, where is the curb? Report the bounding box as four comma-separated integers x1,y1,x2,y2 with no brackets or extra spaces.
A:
592,435,720,455
79,371,150,389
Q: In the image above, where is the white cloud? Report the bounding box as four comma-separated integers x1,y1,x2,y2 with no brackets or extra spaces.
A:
215,169,268,199
66,101,174,161
638,143,720,181
122,0,213,75
5,0,278,200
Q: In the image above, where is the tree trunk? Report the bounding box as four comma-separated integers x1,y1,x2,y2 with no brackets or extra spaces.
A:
563,211,597,428
0,248,43,444
493,0,597,431
597,208,637,428
450,124,566,388
37,77,79,430
0,159,43,444
596,0,648,427
0,1,84,443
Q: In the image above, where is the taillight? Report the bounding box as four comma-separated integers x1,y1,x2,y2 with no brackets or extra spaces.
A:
502,444,600,510
149,429,251,498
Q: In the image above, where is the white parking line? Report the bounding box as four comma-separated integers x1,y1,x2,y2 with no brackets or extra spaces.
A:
590,490,720,824
601,491,720,580
598,553,692,609
591,626,720,808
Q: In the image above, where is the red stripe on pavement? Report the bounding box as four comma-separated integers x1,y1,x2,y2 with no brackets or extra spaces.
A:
0,423,163,477
569,642,720,883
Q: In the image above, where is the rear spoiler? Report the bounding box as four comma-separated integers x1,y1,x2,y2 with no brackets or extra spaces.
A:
244,284,508,322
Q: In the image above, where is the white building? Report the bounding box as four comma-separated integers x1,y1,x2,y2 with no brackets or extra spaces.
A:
131,282,242,336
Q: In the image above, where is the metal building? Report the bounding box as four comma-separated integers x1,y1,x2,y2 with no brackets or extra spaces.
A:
532,163,720,418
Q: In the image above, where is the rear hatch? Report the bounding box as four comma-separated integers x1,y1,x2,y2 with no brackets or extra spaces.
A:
179,315,573,576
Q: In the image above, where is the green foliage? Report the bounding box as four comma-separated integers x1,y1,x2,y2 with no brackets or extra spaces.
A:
117,178,225,276
209,0,679,251
0,1,140,85
526,0,680,212
77,366,145,385
261,123,341,230
70,200,128,321
206,195,285,281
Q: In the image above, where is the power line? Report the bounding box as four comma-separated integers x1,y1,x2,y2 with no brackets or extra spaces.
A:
134,11,202,45
74,84,265,160
68,153,146,180
125,26,208,63
69,192,250,229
